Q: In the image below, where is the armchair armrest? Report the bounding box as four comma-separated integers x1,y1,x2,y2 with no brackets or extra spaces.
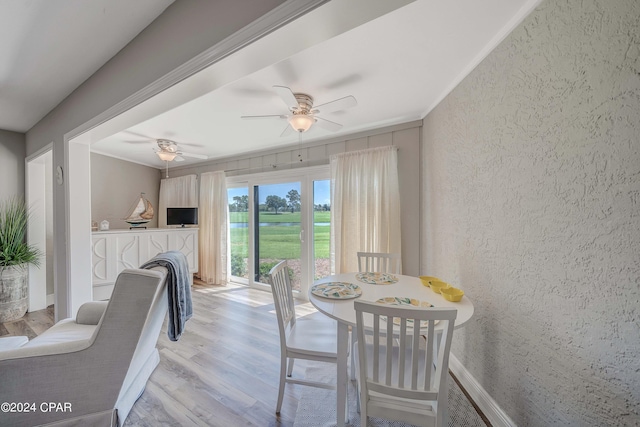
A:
0,336,28,351
76,301,108,325
0,339,90,361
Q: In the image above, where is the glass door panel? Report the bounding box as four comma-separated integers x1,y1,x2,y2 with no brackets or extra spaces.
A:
254,182,302,290
313,179,331,280
228,186,249,281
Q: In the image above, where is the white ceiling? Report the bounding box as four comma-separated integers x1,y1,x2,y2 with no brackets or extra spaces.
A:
91,0,540,170
0,0,173,132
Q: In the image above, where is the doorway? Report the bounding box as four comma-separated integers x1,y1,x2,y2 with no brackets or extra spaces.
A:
26,146,54,312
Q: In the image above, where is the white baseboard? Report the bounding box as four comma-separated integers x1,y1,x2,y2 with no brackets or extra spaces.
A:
46,293,55,306
449,353,516,427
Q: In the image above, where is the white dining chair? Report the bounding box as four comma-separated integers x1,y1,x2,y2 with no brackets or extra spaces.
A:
357,251,402,274
354,300,457,427
268,260,338,414
353,251,403,380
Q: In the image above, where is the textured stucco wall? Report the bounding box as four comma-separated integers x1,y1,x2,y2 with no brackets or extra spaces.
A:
422,0,640,425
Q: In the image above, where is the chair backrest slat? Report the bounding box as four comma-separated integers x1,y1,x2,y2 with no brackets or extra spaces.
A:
385,316,393,386
268,261,296,346
373,313,380,383
411,320,421,390
355,300,457,404
424,319,434,390
398,318,407,388
357,252,402,274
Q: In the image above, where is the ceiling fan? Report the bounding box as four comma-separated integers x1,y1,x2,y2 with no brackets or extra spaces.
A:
241,85,357,136
121,131,208,163
153,139,208,163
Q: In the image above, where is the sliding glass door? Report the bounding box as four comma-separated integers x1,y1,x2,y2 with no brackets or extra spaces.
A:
227,166,330,296
312,179,331,281
254,181,303,290
228,186,249,282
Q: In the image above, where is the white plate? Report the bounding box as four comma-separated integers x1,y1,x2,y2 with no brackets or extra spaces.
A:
375,296,439,327
311,282,362,300
355,272,398,285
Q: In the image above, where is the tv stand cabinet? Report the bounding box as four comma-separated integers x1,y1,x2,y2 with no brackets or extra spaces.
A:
91,227,198,300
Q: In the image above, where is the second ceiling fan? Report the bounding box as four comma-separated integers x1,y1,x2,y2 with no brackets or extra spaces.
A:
153,138,208,162
241,85,357,136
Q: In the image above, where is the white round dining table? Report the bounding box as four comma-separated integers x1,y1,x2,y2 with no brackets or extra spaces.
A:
308,272,475,427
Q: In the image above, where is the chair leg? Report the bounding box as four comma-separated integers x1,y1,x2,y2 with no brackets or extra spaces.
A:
360,398,367,427
276,354,287,414
287,357,295,377
350,340,356,381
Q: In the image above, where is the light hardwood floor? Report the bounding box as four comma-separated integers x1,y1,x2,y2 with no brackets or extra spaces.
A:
0,282,318,426
125,280,318,426
0,304,55,339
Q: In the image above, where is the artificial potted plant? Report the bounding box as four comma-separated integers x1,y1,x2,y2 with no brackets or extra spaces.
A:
0,197,41,322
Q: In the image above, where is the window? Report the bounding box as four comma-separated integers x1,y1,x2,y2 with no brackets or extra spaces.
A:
227,166,330,296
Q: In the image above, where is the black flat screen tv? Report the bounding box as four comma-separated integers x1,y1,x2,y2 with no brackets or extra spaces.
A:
167,207,198,227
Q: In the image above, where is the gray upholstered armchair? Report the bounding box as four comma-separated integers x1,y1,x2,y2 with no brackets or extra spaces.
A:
0,267,169,427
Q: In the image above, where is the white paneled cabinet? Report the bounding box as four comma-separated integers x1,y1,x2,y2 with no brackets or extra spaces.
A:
91,228,198,300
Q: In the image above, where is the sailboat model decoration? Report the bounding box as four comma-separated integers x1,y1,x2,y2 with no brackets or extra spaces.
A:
124,193,154,229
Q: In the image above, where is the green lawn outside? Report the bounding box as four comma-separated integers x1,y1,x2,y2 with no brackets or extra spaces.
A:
230,224,330,259
229,211,330,223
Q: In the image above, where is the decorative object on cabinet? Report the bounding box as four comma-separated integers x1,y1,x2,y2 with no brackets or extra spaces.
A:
124,193,154,229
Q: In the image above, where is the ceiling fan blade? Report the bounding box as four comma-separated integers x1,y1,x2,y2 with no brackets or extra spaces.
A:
180,142,205,148
174,156,186,162
313,95,357,114
231,87,275,98
241,114,288,120
123,139,154,144
273,85,299,110
315,116,343,132
121,130,158,141
280,123,294,137
179,151,208,160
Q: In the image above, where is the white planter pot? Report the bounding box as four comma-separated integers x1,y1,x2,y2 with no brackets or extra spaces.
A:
0,263,29,323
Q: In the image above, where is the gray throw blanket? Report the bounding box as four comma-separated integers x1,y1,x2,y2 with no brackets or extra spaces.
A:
140,251,192,341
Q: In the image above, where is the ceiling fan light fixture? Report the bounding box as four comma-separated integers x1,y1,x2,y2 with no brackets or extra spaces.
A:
157,151,177,161
288,114,315,133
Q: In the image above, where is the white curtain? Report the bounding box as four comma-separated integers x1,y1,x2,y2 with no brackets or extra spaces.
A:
198,171,229,285
330,146,401,274
158,175,198,227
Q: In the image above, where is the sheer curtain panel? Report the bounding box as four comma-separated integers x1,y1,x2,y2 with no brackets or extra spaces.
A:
198,171,229,285
330,146,401,273
158,175,198,227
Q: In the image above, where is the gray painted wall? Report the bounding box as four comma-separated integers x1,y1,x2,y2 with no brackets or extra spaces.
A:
167,121,422,276
91,153,160,230
422,0,640,425
23,0,286,316
0,129,25,201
